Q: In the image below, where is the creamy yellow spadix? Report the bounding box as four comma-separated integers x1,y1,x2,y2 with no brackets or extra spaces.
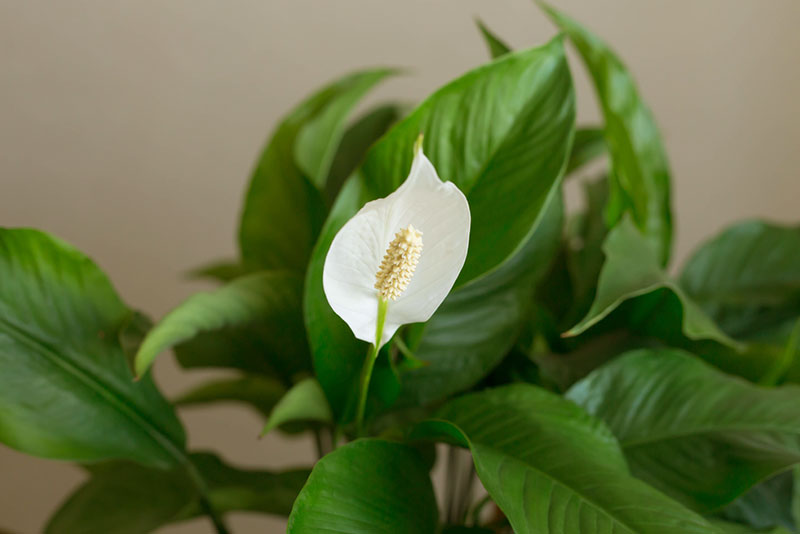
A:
322,142,471,349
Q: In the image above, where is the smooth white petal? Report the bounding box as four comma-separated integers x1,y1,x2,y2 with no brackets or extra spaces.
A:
323,147,471,347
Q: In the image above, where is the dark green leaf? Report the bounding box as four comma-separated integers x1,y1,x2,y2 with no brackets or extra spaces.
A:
566,127,606,175
239,69,392,271
361,36,574,286
567,349,800,511
680,221,800,340
398,188,563,406
175,375,286,418
476,19,511,58
186,260,251,283
566,217,739,349
542,4,672,264
262,377,332,436
135,271,309,383
287,439,438,533
0,228,185,468
412,384,714,533
718,472,795,532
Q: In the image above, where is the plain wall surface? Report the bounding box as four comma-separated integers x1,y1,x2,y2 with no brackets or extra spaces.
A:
1,1,799,532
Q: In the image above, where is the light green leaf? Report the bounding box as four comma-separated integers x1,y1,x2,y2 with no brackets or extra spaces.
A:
175,375,286,418
412,384,715,534
134,271,308,382
476,19,511,58
542,4,672,264
0,228,185,468
239,69,392,272
681,221,800,340
361,35,574,286
567,349,800,511
287,439,438,534
565,217,740,349
566,127,606,175
262,378,332,436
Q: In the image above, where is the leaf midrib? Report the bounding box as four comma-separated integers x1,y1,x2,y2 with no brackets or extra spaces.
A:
0,315,185,464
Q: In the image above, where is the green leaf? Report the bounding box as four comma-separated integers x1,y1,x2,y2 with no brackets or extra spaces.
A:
262,377,332,436
175,375,286,418
718,472,796,532
542,4,672,264
0,228,185,468
324,103,403,204
46,453,309,534
287,439,438,534
476,19,511,58
567,348,800,511
398,188,563,406
412,384,715,534
565,217,740,349
306,38,575,420
711,520,792,534
361,35,575,286
134,271,308,382
186,260,251,283
566,127,606,175
239,69,392,272
680,221,800,340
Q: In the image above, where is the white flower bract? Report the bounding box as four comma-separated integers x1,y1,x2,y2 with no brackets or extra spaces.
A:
323,144,471,348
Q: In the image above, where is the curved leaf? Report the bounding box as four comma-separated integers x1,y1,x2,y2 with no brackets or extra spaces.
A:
175,375,286,418
0,228,185,468
566,127,606,176
239,69,392,271
476,19,511,58
567,349,800,511
287,439,438,534
135,271,308,381
412,384,714,534
542,3,672,264
566,217,740,349
262,378,332,436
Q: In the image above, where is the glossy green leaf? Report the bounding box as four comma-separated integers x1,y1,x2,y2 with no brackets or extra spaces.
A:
0,228,185,468
361,35,574,286
262,378,332,436
239,69,391,272
680,221,800,340
306,38,575,420
398,188,563,406
175,375,286,418
566,217,740,349
46,453,309,534
566,127,606,175
135,271,308,382
287,439,438,534
542,4,672,264
476,19,511,58
567,349,800,511
412,384,715,534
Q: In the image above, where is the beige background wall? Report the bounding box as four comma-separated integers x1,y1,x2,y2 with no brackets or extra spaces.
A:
1,1,799,532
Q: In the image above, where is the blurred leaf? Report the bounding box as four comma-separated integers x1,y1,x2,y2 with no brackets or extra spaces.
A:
262,378,332,436
287,439,438,533
718,472,795,532
175,375,286,418
46,453,309,534
0,228,185,468
239,69,392,272
542,4,672,264
680,221,800,340
566,127,606,176
135,271,309,383
566,217,740,349
412,384,714,534
186,260,251,283
307,38,575,421
324,103,403,204
711,521,791,534
361,36,574,287
567,349,800,511
398,189,563,406
476,19,511,58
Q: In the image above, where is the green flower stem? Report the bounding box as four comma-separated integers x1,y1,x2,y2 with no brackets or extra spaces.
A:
184,458,230,534
355,297,388,436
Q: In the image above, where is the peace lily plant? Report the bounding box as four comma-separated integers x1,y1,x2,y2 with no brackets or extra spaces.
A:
2,4,799,534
